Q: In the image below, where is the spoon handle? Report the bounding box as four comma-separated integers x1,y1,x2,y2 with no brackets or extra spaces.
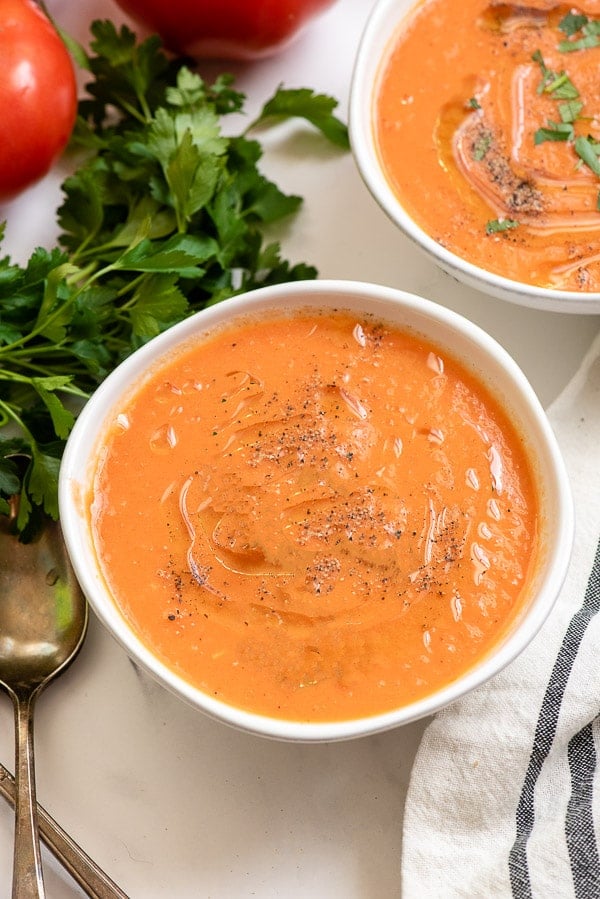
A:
13,693,45,898
0,763,129,899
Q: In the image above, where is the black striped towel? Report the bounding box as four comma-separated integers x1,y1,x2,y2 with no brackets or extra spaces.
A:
402,331,600,898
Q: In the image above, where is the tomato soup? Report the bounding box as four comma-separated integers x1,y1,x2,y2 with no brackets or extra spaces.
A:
90,308,539,722
375,0,600,291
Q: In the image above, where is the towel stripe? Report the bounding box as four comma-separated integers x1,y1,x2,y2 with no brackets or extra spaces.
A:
566,720,600,899
508,536,600,898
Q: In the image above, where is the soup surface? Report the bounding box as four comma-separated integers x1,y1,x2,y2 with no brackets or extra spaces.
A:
91,308,539,722
375,0,600,291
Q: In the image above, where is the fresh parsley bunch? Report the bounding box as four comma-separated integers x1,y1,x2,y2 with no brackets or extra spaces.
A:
0,21,348,539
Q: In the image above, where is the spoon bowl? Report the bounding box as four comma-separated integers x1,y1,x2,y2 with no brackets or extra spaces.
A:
0,505,88,897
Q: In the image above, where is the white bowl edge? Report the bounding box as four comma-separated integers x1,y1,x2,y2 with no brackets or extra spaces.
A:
58,279,575,742
348,0,600,315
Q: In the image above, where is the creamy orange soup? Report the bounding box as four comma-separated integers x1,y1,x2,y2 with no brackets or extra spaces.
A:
375,0,600,290
91,308,539,722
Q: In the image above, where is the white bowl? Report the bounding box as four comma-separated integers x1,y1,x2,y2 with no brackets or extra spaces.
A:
349,0,600,315
59,280,573,742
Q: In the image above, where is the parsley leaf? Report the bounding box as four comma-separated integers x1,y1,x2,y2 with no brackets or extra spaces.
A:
30,377,76,439
534,121,574,144
247,88,351,149
558,14,600,51
559,99,584,123
574,135,600,175
558,12,589,36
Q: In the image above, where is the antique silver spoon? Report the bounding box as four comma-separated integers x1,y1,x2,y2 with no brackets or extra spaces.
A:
0,502,125,897
0,761,128,898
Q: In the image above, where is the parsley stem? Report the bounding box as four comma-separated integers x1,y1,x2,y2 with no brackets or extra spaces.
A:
68,244,102,269
546,73,569,92
111,93,150,125
7,345,87,360
113,272,146,302
72,244,124,265
0,370,44,384
0,399,33,446
0,263,113,356
0,300,80,354
0,365,89,394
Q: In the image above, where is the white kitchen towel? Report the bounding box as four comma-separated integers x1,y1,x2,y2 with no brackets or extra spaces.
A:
401,328,600,899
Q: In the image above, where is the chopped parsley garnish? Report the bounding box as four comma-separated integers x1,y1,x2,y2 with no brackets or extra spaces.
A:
534,121,574,144
485,218,519,235
532,51,580,98
574,135,600,176
468,97,481,110
483,17,600,236
559,99,584,123
531,40,600,175
558,14,600,52
531,74,583,145
559,12,590,37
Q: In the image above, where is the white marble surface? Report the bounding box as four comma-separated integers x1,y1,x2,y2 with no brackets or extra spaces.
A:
0,1,598,897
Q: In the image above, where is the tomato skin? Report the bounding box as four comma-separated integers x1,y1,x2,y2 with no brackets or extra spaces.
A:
0,0,77,201
113,0,338,60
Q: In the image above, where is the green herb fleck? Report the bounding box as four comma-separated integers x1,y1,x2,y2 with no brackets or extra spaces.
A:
547,73,580,99
532,51,580,98
485,219,519,234
559,99,584,123
472,131,492,161
574,135,600,175
534,121,574,144
559,32,600,52
558,12,590,36
558,17,600,52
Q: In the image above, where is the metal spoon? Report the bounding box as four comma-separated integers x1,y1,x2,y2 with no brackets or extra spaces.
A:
0,502,103,897
0,762,129,898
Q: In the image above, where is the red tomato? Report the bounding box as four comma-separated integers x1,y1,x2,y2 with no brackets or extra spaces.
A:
113,0,338,60
0,0,77,201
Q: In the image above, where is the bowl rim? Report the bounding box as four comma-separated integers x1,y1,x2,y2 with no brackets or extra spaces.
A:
348,0,600,315
58,278,574,742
